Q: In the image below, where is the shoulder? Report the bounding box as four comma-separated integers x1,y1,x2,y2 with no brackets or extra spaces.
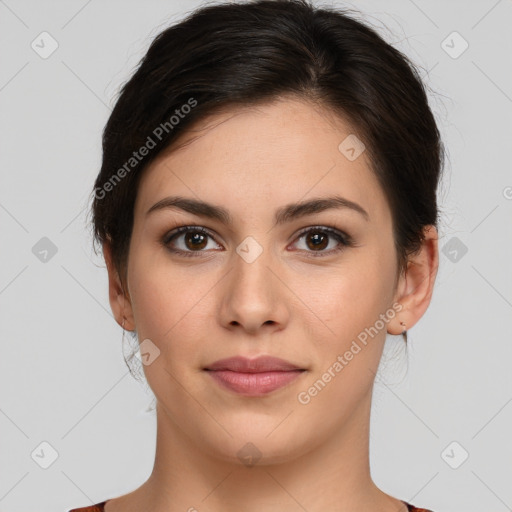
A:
67,501,106,512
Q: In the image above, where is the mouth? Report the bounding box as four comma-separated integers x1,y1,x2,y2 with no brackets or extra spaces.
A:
203,355,307,396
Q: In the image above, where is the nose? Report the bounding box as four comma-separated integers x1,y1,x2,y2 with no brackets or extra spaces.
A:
219,244,290,336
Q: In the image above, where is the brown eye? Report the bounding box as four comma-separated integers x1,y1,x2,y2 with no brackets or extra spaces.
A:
305,231,329,251
291,226,352,257
163,226,221,257
183,231,208,250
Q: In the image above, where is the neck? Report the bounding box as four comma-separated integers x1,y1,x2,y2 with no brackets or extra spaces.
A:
133,390,405,512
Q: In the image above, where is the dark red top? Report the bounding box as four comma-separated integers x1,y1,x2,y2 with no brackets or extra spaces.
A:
68,499,434,511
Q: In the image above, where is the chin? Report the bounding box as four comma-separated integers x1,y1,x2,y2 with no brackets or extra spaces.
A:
199,426,312,467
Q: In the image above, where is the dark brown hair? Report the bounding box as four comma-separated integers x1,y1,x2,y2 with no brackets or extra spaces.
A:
88,0,445,345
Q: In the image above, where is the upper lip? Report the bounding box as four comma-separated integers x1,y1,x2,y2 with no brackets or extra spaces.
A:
204,356,304,373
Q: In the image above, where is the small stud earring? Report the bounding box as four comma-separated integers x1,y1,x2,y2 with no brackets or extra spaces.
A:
399,320,406,334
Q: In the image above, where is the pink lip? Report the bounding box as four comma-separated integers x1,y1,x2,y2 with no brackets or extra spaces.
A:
204,356,306,396
205,355,303,372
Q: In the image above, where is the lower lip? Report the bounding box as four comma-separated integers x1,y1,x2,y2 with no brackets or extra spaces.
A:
205,369,305,396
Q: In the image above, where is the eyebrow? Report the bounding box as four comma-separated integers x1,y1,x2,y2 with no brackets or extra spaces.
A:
146,194,370,225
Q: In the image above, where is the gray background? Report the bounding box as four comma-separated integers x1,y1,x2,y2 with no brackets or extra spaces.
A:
1,1,511,511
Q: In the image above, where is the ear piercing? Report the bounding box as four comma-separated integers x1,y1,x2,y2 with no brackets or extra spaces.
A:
400,320,406,335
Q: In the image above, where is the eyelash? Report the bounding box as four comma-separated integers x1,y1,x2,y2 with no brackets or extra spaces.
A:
162,225,355,258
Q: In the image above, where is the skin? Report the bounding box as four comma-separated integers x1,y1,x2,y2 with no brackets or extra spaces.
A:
102,97,438,512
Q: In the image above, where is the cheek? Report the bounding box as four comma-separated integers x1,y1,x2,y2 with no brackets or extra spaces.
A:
128,246,203,331
294,260,395,413
126,260,210,399
295,255,394,340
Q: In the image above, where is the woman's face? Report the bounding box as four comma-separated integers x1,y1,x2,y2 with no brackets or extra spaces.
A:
120,97,410,464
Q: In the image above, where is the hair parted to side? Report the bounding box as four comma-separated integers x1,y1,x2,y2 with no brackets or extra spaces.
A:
88,0,445,352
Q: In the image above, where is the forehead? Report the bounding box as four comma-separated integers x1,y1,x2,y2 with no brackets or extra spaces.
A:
134,98,390,225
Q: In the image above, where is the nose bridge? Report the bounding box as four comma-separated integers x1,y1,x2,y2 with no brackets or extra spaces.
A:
221,234,285,331
231,234,275,298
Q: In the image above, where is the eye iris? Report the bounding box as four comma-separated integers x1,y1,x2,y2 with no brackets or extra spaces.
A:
306,231,328,251
185,231,207,250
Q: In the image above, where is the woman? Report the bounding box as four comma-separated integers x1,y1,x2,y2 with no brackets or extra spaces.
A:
70,0,442,510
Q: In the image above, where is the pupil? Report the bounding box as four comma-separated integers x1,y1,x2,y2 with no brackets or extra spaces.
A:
308,232,327,250
186,232,207,250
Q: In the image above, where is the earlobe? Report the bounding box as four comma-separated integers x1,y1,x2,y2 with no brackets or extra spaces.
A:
387,225,439,336
103,240,136,331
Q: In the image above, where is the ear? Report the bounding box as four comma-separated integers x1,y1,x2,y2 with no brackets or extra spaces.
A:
387,225,439,335
103,240,136,331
